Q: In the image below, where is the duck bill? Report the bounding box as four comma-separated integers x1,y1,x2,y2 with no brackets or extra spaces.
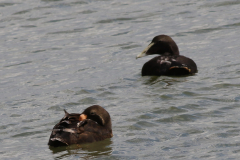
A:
79,114,87,121
136,42,154,59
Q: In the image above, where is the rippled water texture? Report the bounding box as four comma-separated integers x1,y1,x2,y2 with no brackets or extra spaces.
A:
1,0,240,159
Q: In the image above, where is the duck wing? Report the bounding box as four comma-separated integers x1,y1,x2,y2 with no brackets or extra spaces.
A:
48,113,112,147
142,55,197,76
48,111,81,147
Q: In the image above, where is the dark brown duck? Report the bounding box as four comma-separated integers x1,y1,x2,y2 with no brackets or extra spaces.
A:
48,105,113,147
136,35,197,76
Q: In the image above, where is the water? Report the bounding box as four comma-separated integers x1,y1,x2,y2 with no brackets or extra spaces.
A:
1,0,240,159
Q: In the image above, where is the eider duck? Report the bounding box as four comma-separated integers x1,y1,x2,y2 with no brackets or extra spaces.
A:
48,105,112,147
136,35,197,76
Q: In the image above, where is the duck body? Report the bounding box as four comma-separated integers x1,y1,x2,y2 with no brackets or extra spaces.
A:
48,105,113,147
142,55,197,76
137,35,197,76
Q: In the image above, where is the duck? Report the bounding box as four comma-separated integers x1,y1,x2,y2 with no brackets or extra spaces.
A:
48,105,113,147
136,35,197,76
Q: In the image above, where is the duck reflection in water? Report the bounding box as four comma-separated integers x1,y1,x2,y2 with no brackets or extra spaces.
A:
49,138,113,159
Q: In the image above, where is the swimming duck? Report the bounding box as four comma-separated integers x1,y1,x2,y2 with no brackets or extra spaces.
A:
136,35,197,76
48,105,112,147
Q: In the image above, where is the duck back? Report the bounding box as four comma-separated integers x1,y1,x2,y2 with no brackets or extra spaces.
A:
142,55,197,76
48,106,113,147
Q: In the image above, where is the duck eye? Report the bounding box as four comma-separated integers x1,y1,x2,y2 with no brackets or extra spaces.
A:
90,112,95,115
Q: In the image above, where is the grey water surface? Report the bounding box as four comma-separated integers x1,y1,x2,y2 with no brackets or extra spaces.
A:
1,0,240,159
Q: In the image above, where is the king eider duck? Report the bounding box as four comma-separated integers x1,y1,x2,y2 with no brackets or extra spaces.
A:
136,35,197,76
48,105,112,147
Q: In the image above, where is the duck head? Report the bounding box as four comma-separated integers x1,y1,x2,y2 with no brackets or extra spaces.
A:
136,35,179,59
79,105,111,128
